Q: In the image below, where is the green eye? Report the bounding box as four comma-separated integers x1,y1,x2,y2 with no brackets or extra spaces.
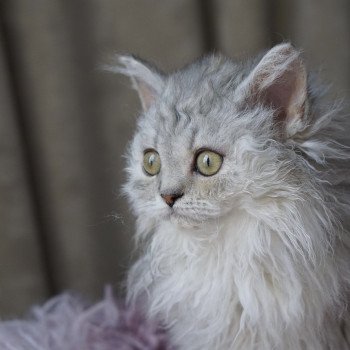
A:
195,150,223,176
143,150,161,176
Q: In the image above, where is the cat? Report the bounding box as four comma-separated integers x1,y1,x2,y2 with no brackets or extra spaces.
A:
111,43,350,349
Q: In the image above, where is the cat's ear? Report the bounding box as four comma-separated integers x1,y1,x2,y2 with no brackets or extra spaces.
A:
236,43,308,137
107,55,164,111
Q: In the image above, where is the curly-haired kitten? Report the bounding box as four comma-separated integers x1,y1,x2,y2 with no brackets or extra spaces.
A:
112,43,350,349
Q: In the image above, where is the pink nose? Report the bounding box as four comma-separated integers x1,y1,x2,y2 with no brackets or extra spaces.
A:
161,193,183,207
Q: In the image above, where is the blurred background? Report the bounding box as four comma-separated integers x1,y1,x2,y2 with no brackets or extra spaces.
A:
0,0,349,318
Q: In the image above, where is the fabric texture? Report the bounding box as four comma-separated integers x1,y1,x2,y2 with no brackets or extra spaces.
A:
0,287,171,350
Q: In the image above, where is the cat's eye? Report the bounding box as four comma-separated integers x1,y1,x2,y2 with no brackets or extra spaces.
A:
143,150,161,176
195,150,223,176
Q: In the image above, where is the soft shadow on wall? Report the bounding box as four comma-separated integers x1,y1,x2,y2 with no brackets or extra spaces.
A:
0,0,349,317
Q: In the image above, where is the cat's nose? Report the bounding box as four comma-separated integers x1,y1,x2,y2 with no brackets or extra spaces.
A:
161,193,183,207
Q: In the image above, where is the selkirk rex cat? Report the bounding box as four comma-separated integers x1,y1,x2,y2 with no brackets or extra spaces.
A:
113,43,350,349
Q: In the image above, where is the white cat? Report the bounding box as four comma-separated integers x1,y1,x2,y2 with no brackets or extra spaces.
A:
112,43,350,349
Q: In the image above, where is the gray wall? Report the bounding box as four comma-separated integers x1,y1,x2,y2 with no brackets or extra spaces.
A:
0,0,349,317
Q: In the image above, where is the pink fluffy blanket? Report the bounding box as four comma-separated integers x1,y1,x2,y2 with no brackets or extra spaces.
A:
0,288,171,350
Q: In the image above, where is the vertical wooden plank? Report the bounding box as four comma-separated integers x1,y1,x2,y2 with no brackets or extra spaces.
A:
92,0,204,69
211,0,271,57
290,0,350,102
1,0,104,297
1,0,206,307
0,29,48,317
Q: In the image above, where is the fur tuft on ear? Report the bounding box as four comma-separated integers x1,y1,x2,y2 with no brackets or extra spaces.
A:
105,55,164,111
237,43,308,138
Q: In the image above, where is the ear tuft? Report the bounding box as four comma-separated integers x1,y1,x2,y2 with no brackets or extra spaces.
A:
237,43,308,137
104,55,164,112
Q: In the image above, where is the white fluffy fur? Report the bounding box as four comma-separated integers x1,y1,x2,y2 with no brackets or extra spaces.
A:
115,43,350,349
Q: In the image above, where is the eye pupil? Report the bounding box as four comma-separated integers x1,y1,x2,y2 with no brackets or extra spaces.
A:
149,154,155,166
203,154,210,167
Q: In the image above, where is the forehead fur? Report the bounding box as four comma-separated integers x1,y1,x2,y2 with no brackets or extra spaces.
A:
137,54,270,148
161,54,255,108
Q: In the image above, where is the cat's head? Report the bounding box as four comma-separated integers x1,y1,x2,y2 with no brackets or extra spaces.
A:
113,43,341,233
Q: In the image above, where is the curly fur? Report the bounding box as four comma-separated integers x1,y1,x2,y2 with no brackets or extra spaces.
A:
113,43,350,349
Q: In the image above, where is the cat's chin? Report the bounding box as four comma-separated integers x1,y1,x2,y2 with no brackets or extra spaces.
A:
167,210,212,229
169,215,201,229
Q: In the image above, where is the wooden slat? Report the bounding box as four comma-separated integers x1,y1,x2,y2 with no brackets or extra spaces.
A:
91,0,204,69
290,0,350,102
0,29,48,317
1,0,205,305
212,0,271,58
1,1,104,297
